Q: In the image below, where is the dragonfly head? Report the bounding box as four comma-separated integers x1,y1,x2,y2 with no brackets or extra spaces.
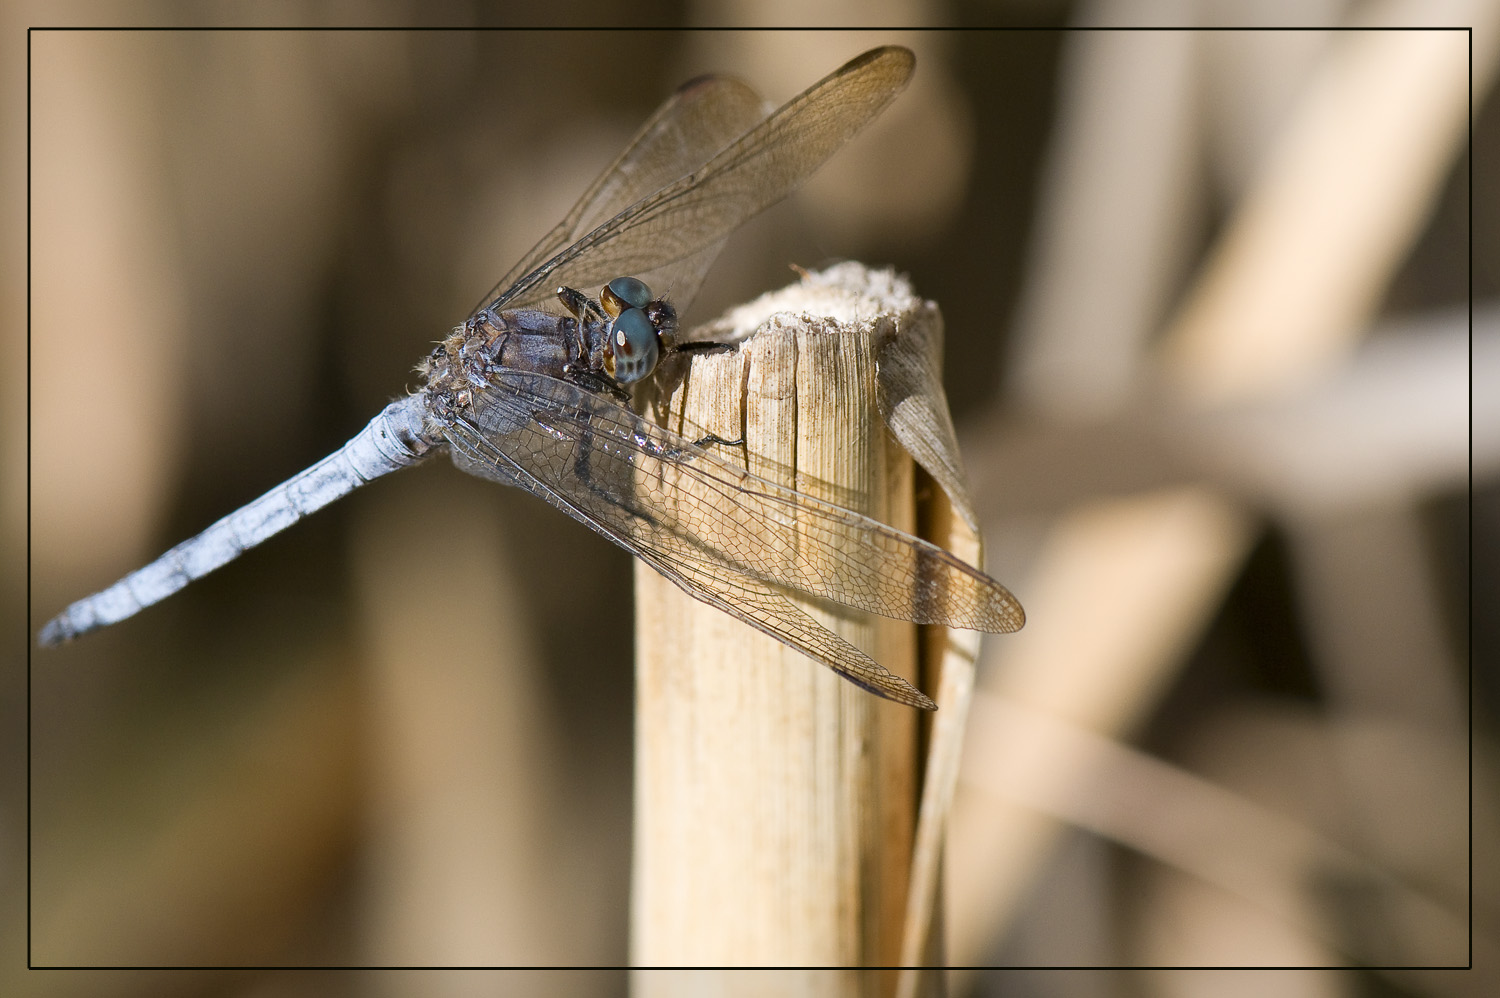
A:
601,278,678,385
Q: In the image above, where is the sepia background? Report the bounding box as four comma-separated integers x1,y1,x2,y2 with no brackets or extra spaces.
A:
9,2,1495,996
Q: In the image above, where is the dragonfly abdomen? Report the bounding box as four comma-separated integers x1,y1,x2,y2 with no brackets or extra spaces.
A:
39,396,436,645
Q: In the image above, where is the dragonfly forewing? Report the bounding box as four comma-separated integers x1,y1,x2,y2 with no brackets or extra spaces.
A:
480,46,915,319
474,75,767,317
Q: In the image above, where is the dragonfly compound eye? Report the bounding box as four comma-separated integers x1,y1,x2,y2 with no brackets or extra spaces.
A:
608,307,660,383
601,276,653,317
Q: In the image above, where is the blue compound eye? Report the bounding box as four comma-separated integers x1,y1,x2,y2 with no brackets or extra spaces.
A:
609,307,659,383
602,276,653,317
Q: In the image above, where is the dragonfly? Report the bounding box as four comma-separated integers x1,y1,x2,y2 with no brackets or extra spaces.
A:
38,45,1024,710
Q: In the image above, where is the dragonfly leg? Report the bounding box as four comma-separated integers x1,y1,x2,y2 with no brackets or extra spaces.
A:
691,431,746,451
555,285,603,321
674,339,736,357
563,365,632,404
556,285,609,360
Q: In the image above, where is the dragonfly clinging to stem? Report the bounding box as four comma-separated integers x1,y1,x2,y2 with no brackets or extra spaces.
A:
38,46,1023,710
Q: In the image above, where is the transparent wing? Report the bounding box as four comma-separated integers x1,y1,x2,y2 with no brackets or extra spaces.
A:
628,540,938,710
477,46,915,319
441,368,1023,708
469,74,767,317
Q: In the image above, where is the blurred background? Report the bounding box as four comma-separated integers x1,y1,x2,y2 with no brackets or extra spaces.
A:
9,3,1495,996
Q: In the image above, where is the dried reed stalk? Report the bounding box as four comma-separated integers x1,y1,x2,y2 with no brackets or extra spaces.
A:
631,276,923,990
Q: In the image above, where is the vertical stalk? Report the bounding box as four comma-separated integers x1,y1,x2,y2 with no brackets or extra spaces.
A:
631,299,920,992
